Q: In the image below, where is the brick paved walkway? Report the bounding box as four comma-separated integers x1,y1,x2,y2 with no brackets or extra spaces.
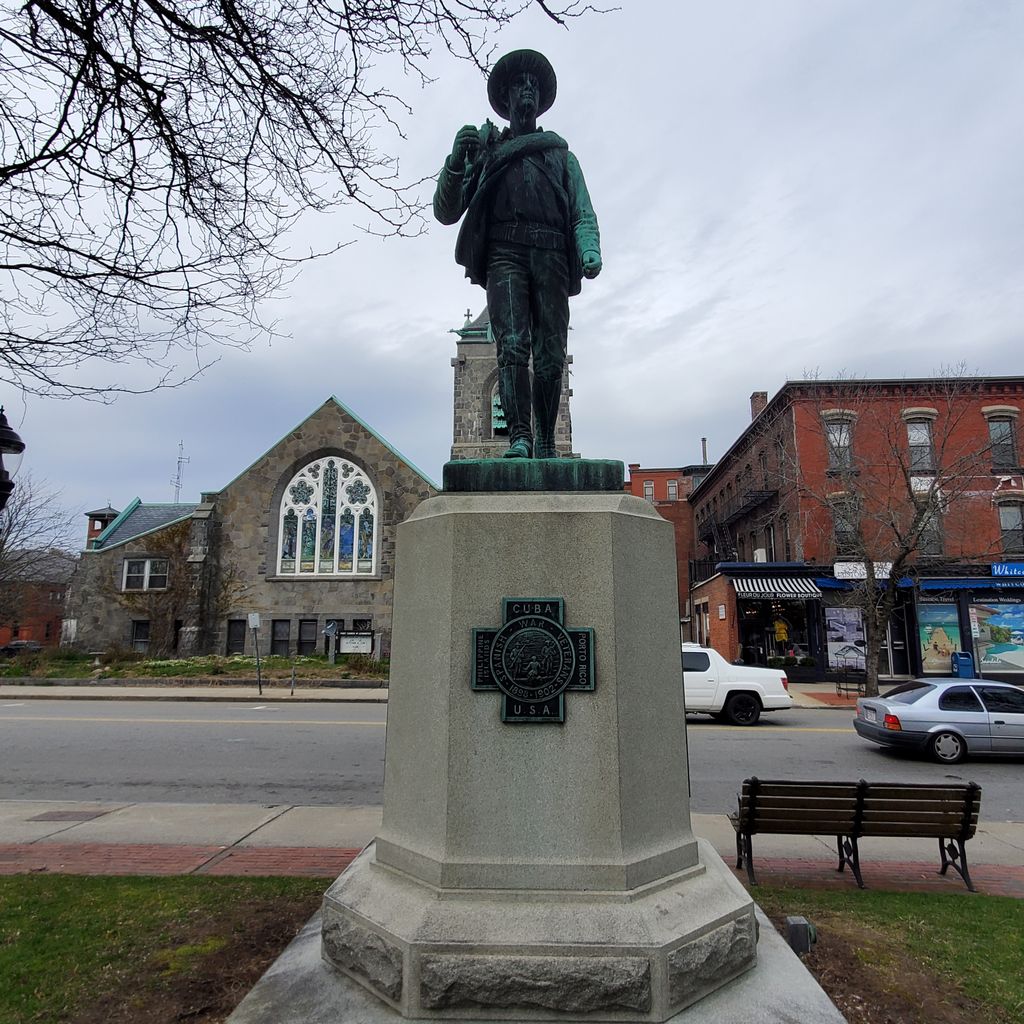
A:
1,842,1020,897
0,843,358,878
730,858,1024,897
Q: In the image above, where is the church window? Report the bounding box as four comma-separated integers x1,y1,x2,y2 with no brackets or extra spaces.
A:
491,387,508,436
278,458,378,576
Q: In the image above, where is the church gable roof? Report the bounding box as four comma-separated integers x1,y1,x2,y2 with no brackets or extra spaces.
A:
217,396,439,496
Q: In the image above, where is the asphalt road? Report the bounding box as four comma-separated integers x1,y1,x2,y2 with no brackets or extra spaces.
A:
0,700,1021,818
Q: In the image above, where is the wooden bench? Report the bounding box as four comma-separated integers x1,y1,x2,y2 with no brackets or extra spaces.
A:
730,777,982,891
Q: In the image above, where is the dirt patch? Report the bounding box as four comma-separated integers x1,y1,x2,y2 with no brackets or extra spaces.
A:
54,894,1009,1024
775,914,1013,1024
68,892,321,1024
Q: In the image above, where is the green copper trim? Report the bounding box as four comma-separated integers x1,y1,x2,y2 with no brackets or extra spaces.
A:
443,458,624,493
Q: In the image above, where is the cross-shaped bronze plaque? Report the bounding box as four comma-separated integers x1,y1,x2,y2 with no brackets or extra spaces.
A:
472,598,595,723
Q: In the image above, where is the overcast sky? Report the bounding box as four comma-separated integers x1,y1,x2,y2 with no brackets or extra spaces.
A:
9,0,1024,537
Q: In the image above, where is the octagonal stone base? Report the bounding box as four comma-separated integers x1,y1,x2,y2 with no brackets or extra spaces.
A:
322,839,756,1022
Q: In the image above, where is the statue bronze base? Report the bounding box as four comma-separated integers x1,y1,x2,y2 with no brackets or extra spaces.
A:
442,457,624,493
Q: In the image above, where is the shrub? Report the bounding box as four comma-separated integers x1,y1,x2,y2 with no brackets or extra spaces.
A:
799,657,817,667
766,656,785,669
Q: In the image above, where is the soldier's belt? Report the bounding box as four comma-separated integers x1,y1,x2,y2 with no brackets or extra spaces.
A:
489,222,565,250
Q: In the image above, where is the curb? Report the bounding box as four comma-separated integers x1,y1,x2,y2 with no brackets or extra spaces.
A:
0,690,387,703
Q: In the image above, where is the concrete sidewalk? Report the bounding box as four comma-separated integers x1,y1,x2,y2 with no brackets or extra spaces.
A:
0,682,388,703
1,799,1021,895
0,680,854,708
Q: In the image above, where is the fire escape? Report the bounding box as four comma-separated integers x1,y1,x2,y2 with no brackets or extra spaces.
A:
696,488,779,571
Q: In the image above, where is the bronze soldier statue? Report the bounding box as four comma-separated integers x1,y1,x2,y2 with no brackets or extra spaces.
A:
433,49,601,459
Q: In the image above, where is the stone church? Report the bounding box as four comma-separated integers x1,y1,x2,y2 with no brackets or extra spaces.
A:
63,309,575,659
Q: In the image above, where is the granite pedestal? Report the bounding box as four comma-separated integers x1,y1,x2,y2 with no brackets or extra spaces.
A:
320,487,760,1021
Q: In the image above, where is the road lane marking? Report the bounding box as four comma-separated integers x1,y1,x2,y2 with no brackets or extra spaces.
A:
0,715,386,727
0,715,845,733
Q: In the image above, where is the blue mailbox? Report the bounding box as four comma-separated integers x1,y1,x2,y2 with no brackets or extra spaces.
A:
950,652,974,679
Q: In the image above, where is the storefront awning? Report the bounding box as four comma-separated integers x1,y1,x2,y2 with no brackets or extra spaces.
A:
919,578,1024,591
732,577,822,600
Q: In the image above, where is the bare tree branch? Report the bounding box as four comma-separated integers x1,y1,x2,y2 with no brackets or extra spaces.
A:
0,472,77,625
0,0,600,398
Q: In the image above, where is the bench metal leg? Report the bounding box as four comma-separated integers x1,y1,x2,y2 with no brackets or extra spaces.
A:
939,838,977,893
836,834,865,888
738,832,757,886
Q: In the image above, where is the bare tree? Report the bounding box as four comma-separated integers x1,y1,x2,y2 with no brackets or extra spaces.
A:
0,0,598,397
0,473,77,626
788,372,1000,696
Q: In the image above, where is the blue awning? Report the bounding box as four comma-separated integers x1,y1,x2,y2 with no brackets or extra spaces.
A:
815,577,851,590
919,578,1024,591
815,577,914,590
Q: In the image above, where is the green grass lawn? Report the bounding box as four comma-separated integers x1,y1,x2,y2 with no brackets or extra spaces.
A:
0,875,324,1024
0,650,388,681
1,876,1020,1023
755,886,1024,1022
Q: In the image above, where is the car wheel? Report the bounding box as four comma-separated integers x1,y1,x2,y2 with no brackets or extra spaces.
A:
723,693,761,726
929,731,966,764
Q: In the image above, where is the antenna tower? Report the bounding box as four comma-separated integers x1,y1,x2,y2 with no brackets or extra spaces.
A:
171,441,190,502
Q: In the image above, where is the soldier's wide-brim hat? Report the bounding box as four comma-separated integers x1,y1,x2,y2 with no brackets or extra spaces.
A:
487,49,557,121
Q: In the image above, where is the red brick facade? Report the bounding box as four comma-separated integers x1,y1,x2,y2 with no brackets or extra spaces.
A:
626,464,712,632
691,378,1024,569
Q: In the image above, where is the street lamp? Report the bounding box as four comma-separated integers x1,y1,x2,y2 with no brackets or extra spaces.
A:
0,407,26,513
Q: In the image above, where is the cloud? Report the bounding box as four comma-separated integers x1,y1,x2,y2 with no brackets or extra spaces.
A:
14,0,1024,518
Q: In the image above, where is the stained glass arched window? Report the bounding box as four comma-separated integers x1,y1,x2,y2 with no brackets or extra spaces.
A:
278,458,378,576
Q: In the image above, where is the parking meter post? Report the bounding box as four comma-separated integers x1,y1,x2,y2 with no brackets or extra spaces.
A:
291,662,296,696
253,628,262,696
323,620,338,666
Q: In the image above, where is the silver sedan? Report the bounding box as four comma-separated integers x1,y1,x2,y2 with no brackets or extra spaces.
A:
854,678,1024,764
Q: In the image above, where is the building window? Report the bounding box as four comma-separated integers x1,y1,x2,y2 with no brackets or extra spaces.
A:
919,511,943,555
44,622,52,640
765,524,776,562
989,417,1017,470
271,619,291,657
123,558,168,591
298,619,318,656
11,624,19,638
131,620,150,653
643,480,654,501
278,457,378,576
490,386,508,437
667,479,678,501
906,420,934,472
824,419,854,471
352,618,372,631
998,502,1024,554
781,515,792,561
226,619,246,655
831,496,860,556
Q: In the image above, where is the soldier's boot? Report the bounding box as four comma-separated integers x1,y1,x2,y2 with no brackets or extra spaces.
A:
499,365,534,459
532,374,562,459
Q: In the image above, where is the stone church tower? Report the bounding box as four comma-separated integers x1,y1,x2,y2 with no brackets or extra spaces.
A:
449,307,575,460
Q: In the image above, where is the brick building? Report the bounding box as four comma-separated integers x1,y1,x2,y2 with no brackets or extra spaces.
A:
625,464,712,636
63,398,437,658
0,550,76,648
689,378,1024,681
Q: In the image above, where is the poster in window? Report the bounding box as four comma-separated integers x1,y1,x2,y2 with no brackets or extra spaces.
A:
824,607,866,670
970,603,1024,672
918,604,961,672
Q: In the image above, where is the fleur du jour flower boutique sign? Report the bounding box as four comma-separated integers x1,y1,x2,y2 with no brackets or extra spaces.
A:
472,598,594,723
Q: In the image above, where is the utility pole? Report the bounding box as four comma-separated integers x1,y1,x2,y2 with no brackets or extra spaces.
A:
171,441,190,502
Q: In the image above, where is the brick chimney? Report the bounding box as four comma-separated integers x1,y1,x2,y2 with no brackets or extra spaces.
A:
750,391,768,420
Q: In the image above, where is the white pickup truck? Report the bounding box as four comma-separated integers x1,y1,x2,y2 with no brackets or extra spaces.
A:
681,643,793,725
